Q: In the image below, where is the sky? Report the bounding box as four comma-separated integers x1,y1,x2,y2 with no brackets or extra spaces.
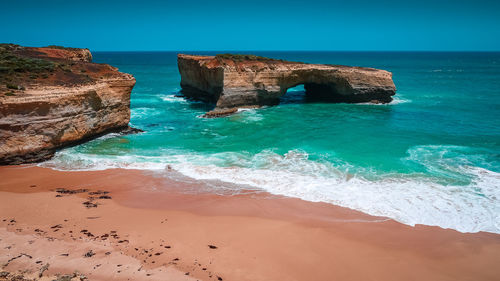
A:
1,0,499,51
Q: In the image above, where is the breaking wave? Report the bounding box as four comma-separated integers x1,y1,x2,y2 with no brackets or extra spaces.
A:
40,144,500,234
159,94,189,103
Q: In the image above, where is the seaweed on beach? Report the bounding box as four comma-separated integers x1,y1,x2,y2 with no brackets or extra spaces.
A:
55,188,89,194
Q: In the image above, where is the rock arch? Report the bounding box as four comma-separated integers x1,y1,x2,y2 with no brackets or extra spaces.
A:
178,54,396,116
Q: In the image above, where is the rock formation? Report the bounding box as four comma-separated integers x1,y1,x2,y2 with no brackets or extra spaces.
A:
0,44,136,165
178,54,396,116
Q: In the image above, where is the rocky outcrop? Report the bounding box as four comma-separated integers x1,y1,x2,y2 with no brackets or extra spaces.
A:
34,45,93,62
178,54,396,115
0,44,136,165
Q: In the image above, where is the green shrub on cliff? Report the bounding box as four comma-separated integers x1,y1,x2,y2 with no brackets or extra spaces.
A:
5,83,25,90
0,50,54,74
215,53,283,62
0,43,19,53
0,44,56,86
45,45,82,51
6,83,18,89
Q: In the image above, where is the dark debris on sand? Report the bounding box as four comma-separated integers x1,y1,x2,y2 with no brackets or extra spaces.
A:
82,201,97,208
55,188,88,195
88,190,109,195
83,250,95,258
52,189,113,208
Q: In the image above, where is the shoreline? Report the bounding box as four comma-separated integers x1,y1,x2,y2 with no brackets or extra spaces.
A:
1,165,499,280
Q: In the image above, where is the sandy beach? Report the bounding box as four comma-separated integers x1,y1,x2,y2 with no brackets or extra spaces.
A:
0,165,498,281
2,0,500,280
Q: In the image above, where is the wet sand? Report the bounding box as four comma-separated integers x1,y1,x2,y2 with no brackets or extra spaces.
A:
0,165,499,280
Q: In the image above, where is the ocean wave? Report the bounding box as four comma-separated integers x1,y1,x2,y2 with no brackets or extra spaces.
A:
355,95,410,105
235,109,264,122
430,69,465,73
40,146,500,234
159,94,188,103
169,150,500,234
41,152,168,171
389,96,411,104
130,107,162,120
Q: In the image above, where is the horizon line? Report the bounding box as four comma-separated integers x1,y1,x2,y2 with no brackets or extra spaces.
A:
89,50,500,53
4,43,500,52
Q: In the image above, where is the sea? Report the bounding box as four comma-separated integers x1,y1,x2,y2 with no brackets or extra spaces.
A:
40,51,500,234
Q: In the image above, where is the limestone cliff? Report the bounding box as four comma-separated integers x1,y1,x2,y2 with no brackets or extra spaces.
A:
0,44,136,165
178,54,396,116
33,45,93,62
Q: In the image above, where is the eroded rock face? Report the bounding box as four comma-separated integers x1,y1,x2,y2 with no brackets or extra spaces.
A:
0,45,136,165
178,54,396,114
24,45,93,62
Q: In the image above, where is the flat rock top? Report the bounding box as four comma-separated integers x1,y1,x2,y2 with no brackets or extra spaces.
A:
178,53,386,74
0,44,133,99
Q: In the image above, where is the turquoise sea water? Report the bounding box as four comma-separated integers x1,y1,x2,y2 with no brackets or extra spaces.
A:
42,52,500,233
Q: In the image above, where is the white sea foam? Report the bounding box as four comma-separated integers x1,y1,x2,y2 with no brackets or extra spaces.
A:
131,107,161,120
40,146,500,234
357,96,410,105
169,151,500,234
430,69,464,73
94,133,122,141
160,94,188,103
235,109,264,122
389,96,411,104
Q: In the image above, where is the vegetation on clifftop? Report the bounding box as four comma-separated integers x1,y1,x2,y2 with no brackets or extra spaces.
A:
0,44,104,94
0,44,55,74
45,45,84,51
215,53,284,62
0,44,55,92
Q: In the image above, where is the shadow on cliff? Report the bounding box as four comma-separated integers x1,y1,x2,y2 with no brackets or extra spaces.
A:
280,85,395,106
279,86,344,105
175,92,218,112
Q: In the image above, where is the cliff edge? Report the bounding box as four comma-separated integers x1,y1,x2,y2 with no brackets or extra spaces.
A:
0,44,136,165
178,54,396,116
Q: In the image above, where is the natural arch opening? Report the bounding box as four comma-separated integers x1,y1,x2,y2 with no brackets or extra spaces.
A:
304,82,347,103
279,81,351,105
280,84,306,104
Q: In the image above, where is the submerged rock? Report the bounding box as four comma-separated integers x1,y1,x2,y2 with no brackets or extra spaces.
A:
0,44,137,165
178,54,397,116
202,108,238,118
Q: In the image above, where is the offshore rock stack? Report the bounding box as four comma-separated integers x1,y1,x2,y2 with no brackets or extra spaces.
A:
177,54,396,116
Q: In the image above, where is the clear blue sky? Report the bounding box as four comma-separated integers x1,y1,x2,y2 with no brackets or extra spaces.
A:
1,0,499,51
